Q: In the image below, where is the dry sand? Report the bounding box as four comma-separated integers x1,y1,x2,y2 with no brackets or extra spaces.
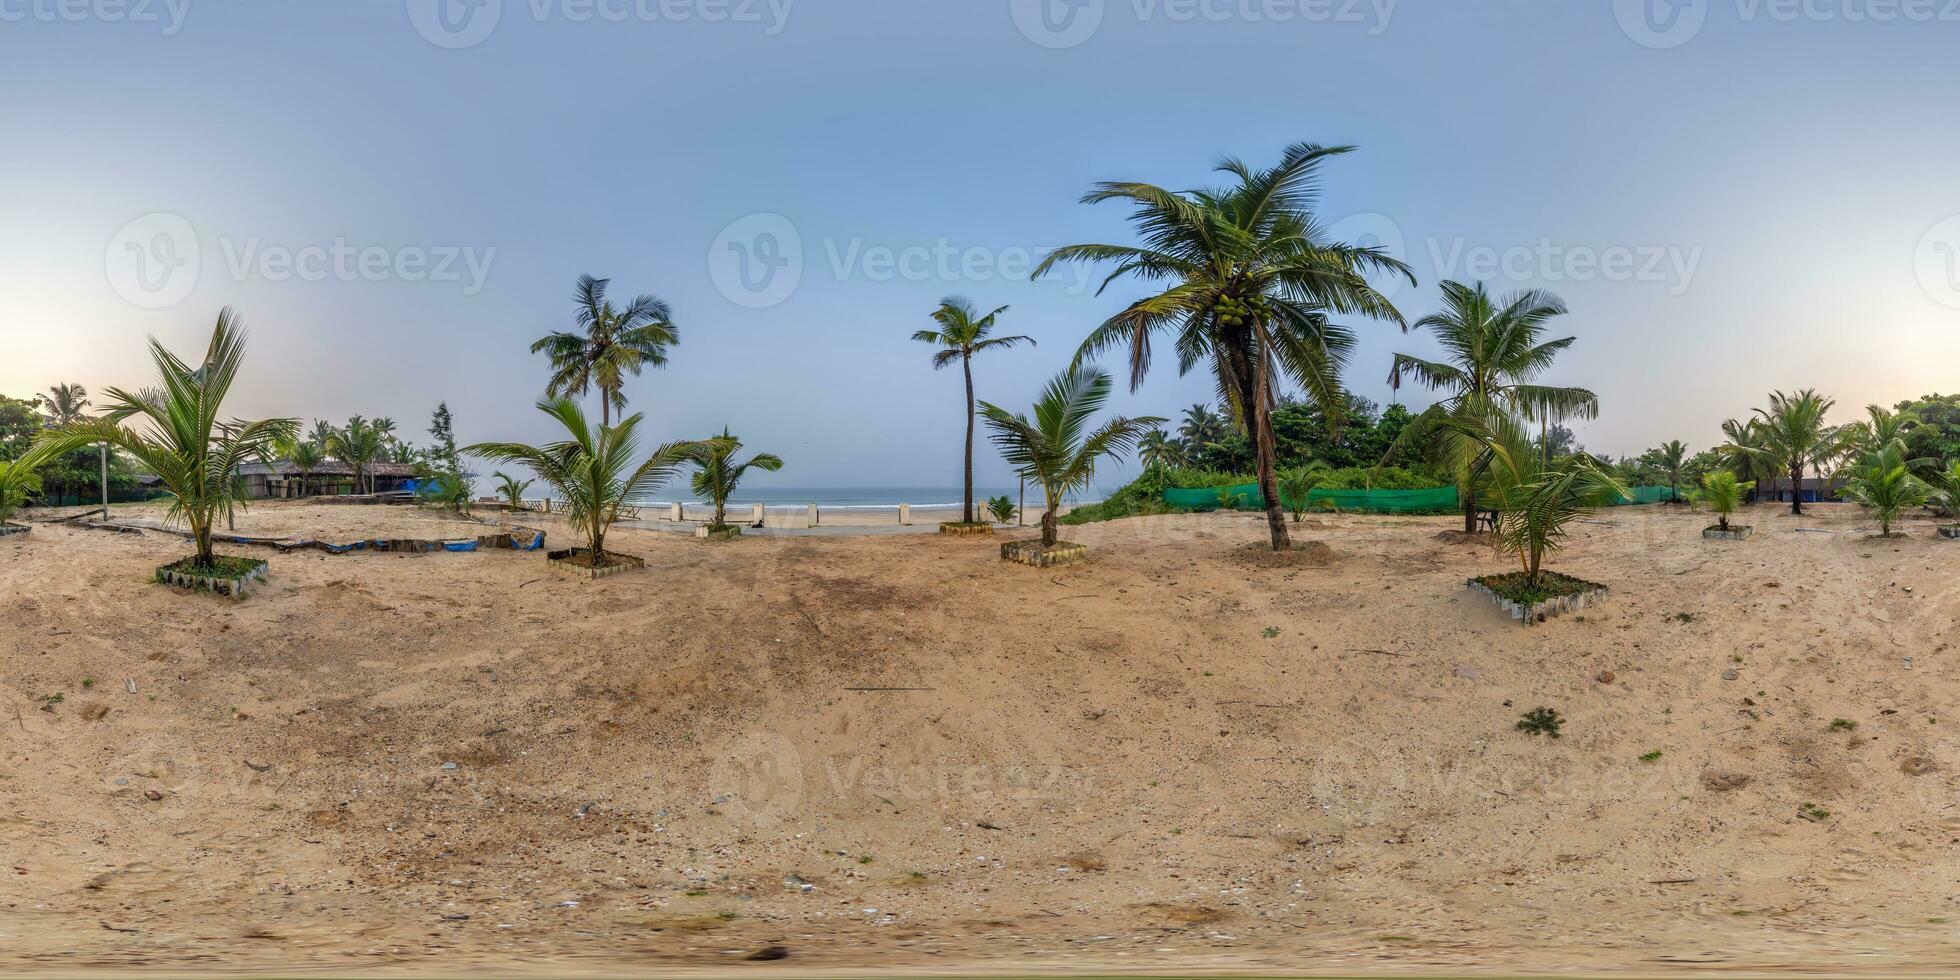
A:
3,499,1960,976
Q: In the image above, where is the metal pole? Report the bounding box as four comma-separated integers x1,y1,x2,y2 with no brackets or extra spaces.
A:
1018,476,1025,527
100,443,108,509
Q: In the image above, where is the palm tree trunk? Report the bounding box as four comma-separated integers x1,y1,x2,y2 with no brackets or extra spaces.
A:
714,498,726,527
1041,495,1059,547
1463,482,1478,533
194,523,214,567
962,356,976,525
1247,351,1290,552
1790,461,1804,516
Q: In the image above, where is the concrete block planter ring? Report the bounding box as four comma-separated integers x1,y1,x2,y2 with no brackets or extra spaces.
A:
1001,540,1089,568
1703,525,1755,541
1940,525,1960,540
1468,572,1609,626
696,524,743,540
155,556,270,599
546,548,646,580
0,522,29,539
940,522,994,537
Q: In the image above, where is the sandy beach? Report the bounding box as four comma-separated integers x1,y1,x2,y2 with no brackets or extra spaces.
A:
4,499,1960,976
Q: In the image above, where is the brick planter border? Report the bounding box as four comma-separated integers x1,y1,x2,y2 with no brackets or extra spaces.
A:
1702,525,1754,541
1001,540,1088,568
155,556,270,599
695,525,743,540
547,548,646,580
940,522,995,537
1940,525,1960,540
1467,574,1609,626
0,522,28,539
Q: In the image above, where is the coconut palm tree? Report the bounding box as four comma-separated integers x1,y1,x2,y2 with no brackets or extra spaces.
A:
1701,471,1753,532
35,308,296,569
1387,281,1599,531
41,384,89,425
1431,411,1624,587
1279,459,1332,522
688,427,783,529
912,297,1034,525
287,439,326,498
1138,429,1186,471
531,274,680,427
1177,403,1229,452
465,398,711,566
1838,442,1931,536
1649,439,1689,502
1740,389,1849,516
492,471,534,510
308,419,336,447
1932,461,1960,524
979,366,1164,548
327,418,385,495
1037,143,1413,551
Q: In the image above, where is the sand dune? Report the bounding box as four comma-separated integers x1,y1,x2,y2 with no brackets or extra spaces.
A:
3,500,1959,976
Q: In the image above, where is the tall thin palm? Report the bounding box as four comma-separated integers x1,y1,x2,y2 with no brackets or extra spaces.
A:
688,427,784,527
1744,389,1848,516
327,418,385,495
1387,280,1599,531
466,398,714,562
979,366,1164,548
42,384,90,424
531,274,680,427
1037,143,1413,550
1138,429,1185,471
1652,439,1688,502
35,309,296,566
287,439,326,498
913,296,1034,524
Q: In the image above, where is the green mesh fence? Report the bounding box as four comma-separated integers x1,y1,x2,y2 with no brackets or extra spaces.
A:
1610,485,1682,505
1163,484,1458,514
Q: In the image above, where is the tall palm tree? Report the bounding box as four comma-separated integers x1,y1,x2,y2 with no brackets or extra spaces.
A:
1137,429,1186,471
1037,143,1413,550
42,384,89,424
465,398,712,566
1387,280,1599,531
308,418,337,447
1176,403,1229,455
287,439,326,498
1651,439,1689,502
912,297,1034,525
979,366,1164,548
531,274,680,427
688,427,784,528
36,308,295,568
1739,389,1848,516
327,418,385,495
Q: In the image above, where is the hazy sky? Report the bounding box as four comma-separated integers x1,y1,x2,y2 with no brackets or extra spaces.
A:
4,0,1958,491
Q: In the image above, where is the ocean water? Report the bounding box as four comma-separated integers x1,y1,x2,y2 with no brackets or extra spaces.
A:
627,486,1107,510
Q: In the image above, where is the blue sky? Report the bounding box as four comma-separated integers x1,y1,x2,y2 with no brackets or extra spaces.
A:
3,0,1957,491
